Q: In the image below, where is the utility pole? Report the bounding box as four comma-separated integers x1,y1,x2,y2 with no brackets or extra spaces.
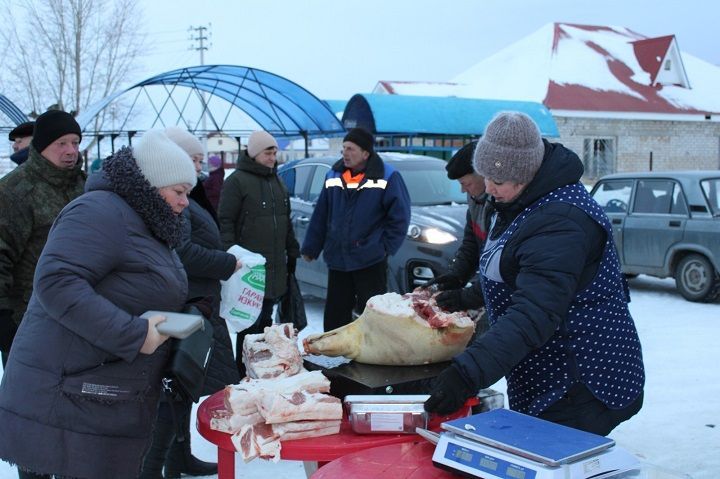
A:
189,24,212,149
189,24,211,66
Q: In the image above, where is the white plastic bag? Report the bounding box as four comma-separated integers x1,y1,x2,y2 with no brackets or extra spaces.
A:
220,245,266,333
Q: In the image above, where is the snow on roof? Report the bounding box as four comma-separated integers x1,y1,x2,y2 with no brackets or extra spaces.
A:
372,80,464,97
393,23,720,116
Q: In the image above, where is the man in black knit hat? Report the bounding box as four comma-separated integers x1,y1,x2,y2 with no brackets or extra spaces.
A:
424,141,490,328
301,127,411,331
0,110,86,366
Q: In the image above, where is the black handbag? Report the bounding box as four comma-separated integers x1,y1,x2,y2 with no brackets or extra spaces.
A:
277,273,307,331
164,317,214,403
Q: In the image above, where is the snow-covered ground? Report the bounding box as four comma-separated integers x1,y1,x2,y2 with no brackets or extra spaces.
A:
0,275,717,478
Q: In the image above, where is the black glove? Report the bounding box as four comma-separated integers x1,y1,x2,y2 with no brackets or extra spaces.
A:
436,286,484,312
287,256,297,275
423,273,463,291
0,309,18,352
424,365,474,415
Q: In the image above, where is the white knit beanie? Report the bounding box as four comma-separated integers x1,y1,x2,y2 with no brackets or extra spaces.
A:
164,126,204,157
247,130,278,158
133,130,197,189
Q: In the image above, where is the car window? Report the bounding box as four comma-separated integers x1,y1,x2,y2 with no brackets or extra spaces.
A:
593,180,633,213
398,168,466,206
280,164,314,200
308,165,330,202
633,180,676,214
670,184,689,215
700,178,720,216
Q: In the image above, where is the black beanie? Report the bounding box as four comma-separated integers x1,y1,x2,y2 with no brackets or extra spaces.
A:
31,110,82,153
445,141,478,179
343,127,374,154
8,121,35,141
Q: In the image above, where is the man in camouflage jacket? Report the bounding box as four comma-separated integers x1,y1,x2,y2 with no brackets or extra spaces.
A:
0,110,86,365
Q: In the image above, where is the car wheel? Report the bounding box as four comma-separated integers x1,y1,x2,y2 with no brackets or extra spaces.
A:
675,254,720,302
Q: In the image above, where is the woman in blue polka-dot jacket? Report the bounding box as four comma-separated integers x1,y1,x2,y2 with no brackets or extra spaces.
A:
425,112,645,436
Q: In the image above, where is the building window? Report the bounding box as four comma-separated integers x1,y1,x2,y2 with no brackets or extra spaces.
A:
664,59,671,71
582,138,616,180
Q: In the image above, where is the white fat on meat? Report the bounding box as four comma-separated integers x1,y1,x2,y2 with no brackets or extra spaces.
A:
303,290,475,365
258,390,342,424
243,323,303,379
231,419,341,462
223,370,331,415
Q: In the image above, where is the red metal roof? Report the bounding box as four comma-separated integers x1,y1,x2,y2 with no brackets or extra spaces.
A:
632,35,675,84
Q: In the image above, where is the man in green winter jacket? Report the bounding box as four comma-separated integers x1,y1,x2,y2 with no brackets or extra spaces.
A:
0,110,86,366
218,130,300,377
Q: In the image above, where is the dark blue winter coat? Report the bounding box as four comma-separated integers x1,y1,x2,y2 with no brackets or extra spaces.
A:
453,141,644,414
0,147,189,479
301,153,411,271
176,183,239,395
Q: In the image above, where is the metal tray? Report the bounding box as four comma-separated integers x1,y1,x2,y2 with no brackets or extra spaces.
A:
344,394,430,434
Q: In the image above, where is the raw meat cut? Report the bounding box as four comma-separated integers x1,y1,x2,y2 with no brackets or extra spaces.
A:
224,370,331,415
258,390,342,424
303,291,475,365
243,323,303,379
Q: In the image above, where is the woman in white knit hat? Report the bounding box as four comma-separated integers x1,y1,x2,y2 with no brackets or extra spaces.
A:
0,130,198,479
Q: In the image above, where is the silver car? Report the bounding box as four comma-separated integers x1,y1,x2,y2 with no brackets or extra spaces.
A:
278,152,468,298
590,171,720,302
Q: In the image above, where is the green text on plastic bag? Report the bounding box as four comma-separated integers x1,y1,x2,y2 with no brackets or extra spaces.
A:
242,265,266,291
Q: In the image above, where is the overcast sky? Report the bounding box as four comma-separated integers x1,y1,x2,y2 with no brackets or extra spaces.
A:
139,0,718,100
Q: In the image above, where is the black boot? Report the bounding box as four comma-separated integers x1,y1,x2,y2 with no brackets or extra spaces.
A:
164,401,217,478
140,403,176,479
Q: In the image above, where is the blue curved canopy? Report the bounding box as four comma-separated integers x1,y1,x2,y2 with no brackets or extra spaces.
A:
77,65,344,136
342,94,559,137
0,94,28,125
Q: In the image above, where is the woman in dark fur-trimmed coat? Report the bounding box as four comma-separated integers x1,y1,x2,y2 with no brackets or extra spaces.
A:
0,130,198,479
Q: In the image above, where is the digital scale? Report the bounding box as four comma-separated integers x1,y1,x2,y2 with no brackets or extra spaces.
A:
421,409,641,479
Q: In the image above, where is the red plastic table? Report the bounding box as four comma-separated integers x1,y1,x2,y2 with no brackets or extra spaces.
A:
196,390,477,479
310,441,459,478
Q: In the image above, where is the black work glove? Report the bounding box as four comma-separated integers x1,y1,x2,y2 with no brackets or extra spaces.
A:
423,272,463,291
0,309,18,352
287,256,297,275
436,286,484,312
424,365,474,415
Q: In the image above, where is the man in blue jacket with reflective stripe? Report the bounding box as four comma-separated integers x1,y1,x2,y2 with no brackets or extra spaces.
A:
301,128,411,331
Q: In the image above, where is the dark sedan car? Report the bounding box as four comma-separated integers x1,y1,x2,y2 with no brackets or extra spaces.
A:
278,152,468,298
590,170,720,302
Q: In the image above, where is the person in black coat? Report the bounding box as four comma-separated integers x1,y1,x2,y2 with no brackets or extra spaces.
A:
424,112,644,436
138,127,242,479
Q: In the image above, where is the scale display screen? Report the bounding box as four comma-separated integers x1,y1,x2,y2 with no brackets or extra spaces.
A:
445,443,537,479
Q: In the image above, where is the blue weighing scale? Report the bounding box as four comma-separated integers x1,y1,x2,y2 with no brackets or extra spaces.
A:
430,409,640,479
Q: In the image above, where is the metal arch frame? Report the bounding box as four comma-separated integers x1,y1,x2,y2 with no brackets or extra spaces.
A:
76,65,345,138
0,94,29,126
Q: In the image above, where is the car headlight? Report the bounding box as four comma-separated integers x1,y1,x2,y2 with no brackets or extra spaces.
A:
407,224,457,244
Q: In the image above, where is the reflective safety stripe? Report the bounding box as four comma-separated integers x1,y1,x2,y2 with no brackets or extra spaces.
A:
325,177,388,190
358,179,387,190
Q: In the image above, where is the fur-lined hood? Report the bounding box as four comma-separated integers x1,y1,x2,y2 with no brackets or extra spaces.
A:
87,147,185,247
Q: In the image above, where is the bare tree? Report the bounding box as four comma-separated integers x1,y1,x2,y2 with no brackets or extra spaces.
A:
0,0,145,132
